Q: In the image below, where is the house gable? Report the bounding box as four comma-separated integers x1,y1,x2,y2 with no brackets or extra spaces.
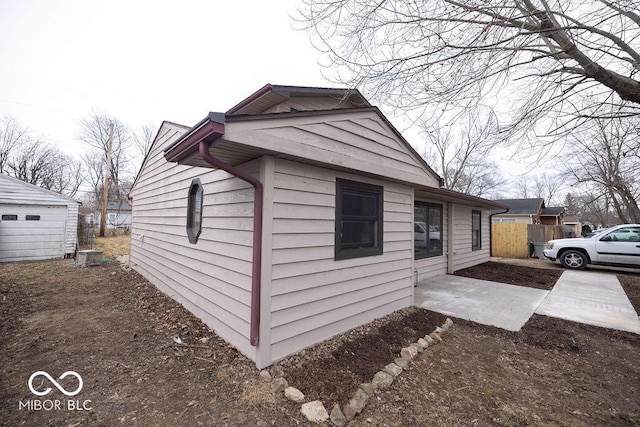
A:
129,120,261,363
131,121,190,194
165,85,442,188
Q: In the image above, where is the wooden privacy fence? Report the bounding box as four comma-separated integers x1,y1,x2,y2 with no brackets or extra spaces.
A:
491,223,566,258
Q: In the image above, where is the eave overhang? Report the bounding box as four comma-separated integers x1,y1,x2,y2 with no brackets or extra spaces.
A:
416,186,510,210
165,112,226,163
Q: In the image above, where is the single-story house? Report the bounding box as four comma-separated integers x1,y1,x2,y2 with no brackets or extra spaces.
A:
491,198,545,223
492,198,566,225
540,206,565,225
90,200,132,229
0,173,80,262
129,84,509,368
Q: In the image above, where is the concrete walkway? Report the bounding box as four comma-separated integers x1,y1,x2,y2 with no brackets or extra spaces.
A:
415,270,640,334
414,275,549,331
536,270,640,334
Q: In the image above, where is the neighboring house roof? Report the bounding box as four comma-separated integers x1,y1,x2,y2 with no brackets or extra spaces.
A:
493,198,545,215
106,201,132,212
541,206,565,216
564,215,580,223
0,173,80,205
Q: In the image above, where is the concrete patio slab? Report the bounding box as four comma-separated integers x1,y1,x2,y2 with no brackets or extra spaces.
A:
536,270,640,334
414,275,549,331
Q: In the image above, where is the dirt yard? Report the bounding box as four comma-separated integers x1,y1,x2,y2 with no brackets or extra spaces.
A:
1,237,639,426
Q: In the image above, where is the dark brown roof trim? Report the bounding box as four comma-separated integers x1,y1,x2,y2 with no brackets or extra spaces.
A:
420,186,511,209
226,83,274,114
164,112,225,163
225,84,371,115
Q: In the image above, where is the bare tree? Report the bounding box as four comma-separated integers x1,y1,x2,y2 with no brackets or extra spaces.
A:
45,154,83,198
532,173,565,206
78,112,132,190
81,150,105,207
7,138,83,198
78,112,136,229
563,193,580,216
513,176,531,199
564,116,640,223
299,0,640,139
0,115,29,174
421,107,507,197
132,123,155,167
569,191,621,226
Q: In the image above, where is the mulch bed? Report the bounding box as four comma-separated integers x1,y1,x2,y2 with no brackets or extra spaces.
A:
278,308,447,407
454,261,563,290
1,259,638,426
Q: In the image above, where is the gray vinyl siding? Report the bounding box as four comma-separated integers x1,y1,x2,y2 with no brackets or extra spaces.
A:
223,110,439,188
451,206,491,272
268,158,414,362
413,198,449,279
129,122,257,360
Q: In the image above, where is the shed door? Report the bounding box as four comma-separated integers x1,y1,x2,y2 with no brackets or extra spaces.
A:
0,204,67,262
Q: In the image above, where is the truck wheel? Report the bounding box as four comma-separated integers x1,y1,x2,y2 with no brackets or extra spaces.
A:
560,250,588,270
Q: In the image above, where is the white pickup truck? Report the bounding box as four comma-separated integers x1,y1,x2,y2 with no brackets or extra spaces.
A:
543,224,640,270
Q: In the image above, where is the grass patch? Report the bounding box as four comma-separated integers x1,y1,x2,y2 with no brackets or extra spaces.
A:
81,234,131,258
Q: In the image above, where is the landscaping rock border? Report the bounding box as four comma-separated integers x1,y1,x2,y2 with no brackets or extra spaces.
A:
261,317,455,425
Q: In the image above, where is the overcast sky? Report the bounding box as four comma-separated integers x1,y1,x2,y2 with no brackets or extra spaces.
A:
0,0,328,153
1,0,553,199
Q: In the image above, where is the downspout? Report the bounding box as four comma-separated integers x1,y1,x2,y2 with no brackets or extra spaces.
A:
198,141,263,346
489,208,510,257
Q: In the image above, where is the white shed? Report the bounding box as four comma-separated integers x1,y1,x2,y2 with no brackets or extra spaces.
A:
130,84,508,368
0,174,80,262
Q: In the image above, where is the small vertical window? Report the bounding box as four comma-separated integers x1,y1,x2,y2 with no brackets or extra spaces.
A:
186,178,204,244
25,215,41,221
335,179,383,260
414,203,443,259
472,210,481,250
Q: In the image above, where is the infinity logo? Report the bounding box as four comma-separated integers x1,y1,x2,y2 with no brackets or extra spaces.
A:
28,371,83,397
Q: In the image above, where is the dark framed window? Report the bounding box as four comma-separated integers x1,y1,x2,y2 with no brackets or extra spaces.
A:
1,214,17,221
414,203,443,259
26,215,41,221
335,179,383,260
472,210,481,250
186,178,204,244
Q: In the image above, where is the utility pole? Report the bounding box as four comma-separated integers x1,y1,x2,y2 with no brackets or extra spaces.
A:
99,122,114,237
